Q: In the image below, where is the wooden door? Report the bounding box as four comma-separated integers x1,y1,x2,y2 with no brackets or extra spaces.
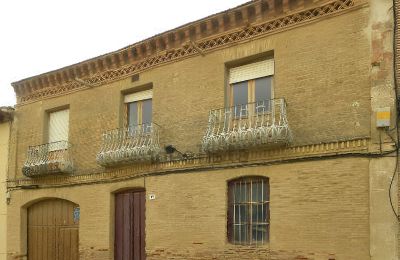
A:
28,199,79,260
115,190,145,260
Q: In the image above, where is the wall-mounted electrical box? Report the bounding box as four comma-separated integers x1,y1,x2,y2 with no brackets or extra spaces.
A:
376,107,390,127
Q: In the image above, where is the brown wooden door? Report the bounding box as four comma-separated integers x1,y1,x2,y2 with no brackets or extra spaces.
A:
28,199,79,260
115,190,145,260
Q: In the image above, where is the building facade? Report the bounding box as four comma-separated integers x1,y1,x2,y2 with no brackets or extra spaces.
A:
0,107,13,260
5,0,400,259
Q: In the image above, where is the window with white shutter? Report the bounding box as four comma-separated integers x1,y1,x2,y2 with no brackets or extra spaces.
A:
124,90,152,127
124,89,152,103
229,59,274,84
229,59,274,115
48,109,69,150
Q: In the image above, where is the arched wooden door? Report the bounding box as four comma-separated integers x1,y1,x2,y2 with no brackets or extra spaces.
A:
28,199,79,260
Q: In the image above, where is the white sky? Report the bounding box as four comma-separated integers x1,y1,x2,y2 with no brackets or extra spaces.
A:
0,0,247,106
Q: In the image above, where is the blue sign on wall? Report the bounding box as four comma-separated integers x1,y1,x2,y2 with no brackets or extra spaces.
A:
73,207,80,223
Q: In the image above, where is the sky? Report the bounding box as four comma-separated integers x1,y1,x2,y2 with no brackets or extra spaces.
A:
0,0,247,107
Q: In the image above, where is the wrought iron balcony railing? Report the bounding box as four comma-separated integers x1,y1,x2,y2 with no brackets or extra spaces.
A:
202,98,292,153
96,123,161,166
22,141,74,177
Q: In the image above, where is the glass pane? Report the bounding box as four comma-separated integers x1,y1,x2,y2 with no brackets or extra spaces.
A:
234,183,240,203
142,99,152,125
235,204,248,223
252,204,268,223
251,225,257,242
234,182,249,203
127,102,138,127
241,182,248,203
252,180,268,202
252,204,258,223
232,104,248,118
234,205,239,223
252,224,267,242
255,77,272,113
234,224,248,243
234,225,239,242
232,81,248,106
255,76,272,102
264,180,269,201
252,181,263,202
241,205,248,222
255,100,269,114
232,81,248,118
243,224,249,243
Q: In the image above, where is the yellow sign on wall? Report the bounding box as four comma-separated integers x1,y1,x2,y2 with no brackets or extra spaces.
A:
376,107,390,127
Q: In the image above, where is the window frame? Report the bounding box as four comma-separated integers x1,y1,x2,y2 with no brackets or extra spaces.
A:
123,89,153,128
46,107,70,151
227,59,275,120
227,58,275,108
227,176,270,245
229,76,274,120
125,98,152,127
229,76,274,107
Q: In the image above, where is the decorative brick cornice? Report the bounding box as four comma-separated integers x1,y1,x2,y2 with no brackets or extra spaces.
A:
8,138,370,189
12,0,360,105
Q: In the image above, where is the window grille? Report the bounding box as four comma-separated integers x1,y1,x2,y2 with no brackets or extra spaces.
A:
228,177,270,245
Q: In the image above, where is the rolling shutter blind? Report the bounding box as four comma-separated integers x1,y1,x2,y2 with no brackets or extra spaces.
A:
49,109,69,143
124,89,153,103
229,59,274,84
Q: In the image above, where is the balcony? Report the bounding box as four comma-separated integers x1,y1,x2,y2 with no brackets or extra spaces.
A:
96,123,161,166
202,98,292,153
22,141,74,177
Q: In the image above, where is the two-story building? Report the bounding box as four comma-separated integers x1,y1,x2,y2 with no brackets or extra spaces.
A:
5,0,400,259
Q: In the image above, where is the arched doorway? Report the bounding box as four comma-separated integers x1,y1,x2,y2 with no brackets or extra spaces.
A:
28,199,79,260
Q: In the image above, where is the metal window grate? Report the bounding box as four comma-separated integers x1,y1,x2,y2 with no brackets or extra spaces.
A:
228,177,270,245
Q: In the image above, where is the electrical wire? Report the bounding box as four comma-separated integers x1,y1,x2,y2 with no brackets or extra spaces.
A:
6,148,400,191
389,0,400,221
387,127,400,221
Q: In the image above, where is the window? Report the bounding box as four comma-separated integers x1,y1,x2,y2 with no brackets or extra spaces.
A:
124,89,152,127
227,177,270,245
229,59,274,117
48,108,69,150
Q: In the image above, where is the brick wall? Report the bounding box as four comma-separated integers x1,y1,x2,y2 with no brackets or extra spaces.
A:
11,5,371,178
0,123,10,260
7,158,369,260
6,0,398,259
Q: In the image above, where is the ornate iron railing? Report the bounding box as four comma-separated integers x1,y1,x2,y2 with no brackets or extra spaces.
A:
96,123,161,166
22,141,74,177
202,98,292,153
